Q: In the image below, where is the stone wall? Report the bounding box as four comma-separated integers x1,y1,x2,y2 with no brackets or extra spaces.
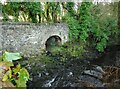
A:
0,23,2,55
0,5,2,55
0,22,69,56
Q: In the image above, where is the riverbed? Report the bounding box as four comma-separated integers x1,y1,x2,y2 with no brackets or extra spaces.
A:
19,45,120,88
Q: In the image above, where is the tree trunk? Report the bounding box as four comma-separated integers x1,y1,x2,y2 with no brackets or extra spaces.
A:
38,14,41,23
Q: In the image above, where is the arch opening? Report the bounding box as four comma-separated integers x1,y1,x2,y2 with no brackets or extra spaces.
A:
45,35,62,51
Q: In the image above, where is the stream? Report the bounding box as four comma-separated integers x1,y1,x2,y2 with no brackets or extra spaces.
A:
20,45,120,88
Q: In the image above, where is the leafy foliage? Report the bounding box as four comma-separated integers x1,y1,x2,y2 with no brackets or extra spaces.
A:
0,51,29,88
2,2,61,23
63,14,80,41
64,2,119,52
25,2,42,23
2,51,22,62
48,41,86,62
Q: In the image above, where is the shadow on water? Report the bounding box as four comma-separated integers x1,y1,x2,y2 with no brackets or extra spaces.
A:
90,45,120,67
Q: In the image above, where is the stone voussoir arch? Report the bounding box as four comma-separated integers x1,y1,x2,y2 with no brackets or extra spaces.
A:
44,35,62,51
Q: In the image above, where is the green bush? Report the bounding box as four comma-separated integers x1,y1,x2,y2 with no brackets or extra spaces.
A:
0,51,29,88
49,41,86,61
63,2,119,52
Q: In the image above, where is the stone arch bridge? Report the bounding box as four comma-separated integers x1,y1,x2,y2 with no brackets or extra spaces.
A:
0,22,69,56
